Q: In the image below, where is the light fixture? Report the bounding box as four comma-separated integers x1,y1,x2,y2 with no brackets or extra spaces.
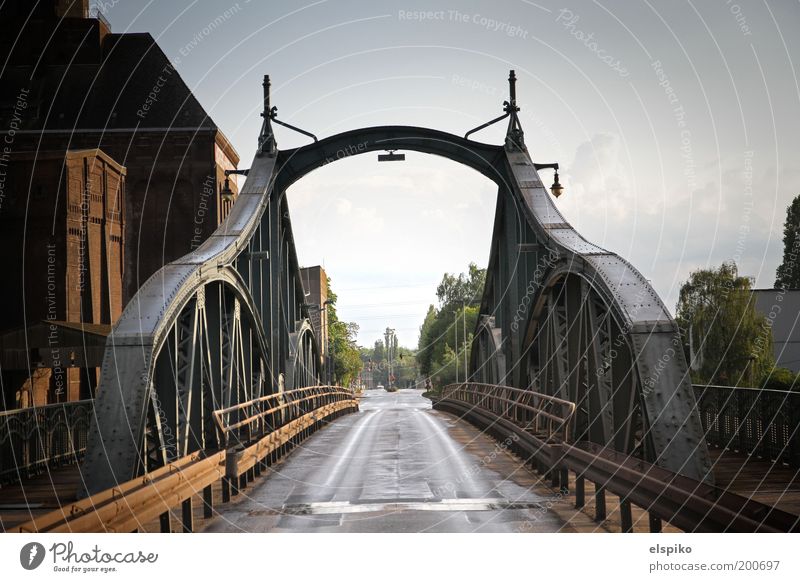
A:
550,171,564,198
378,150,405,162
221,177,235,202
221,168,251,203
533,162,565,198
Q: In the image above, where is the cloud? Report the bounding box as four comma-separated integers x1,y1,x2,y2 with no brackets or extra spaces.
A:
336,198,353,215
566,133,631,207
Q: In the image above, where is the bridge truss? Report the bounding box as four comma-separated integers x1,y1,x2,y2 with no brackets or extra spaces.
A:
80,71,711,497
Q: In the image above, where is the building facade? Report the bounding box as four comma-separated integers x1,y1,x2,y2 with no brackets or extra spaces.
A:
300,266,329,362
0,149,125,405
0,0,240,407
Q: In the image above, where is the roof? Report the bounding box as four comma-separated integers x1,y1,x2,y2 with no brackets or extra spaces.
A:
13,148,127,172
0,30,218,133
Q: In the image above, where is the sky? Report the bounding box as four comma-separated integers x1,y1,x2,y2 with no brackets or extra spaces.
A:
97,0,800,348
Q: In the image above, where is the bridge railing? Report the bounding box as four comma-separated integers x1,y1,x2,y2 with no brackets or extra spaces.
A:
0,399,92,484
441,382,576,443
434,382,799,532
213,385,356,447
15,386,358,533
693,384,800,468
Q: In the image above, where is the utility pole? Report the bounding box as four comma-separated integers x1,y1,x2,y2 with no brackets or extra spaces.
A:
384,327,397,390
454,312,459,383
463,303,468,382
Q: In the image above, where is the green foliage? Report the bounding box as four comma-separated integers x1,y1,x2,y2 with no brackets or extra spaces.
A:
676,261,774,386
326,277,362,387
761,367,799,391
436,262,486,306
417,263,486,389
775,194,800,289
360,341,419,388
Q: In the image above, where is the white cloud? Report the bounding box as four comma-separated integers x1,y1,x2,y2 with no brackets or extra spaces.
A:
335,198,353,215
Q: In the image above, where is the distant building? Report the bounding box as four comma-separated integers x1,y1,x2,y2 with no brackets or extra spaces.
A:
300,266,329,361
752,289,800,373
0,0,240,407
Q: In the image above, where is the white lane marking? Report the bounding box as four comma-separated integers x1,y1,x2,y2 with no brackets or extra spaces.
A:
248,498,543,516
322,410,382,487
418,410,480,488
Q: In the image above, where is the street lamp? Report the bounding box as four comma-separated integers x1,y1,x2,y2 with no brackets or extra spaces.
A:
221,168,250,202
533,162,564,198
378,149,405,162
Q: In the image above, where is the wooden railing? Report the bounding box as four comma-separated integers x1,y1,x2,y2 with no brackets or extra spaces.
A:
434,382,799,532
440,382,576,443
14,386,358,533
0,399,93,484
213,385,356,446
693,384,800,468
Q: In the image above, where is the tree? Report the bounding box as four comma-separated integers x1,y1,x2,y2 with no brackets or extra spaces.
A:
775,194,800,289
361,341,419,389
435,262,486,307
325,277,362,386
676,262,773,386
417,305,437,377
418,263,486,387
761,367,799,391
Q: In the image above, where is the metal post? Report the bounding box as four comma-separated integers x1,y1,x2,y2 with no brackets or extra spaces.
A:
649,513,663,533
181,498,193,533
454,313,459,383
203,485,213,519
559,466,569,495
463,303,468,380
619,496,633,532
575,475,585,508
595,484,606,522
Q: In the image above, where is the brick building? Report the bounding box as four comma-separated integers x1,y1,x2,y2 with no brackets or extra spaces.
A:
300,266,330,361
0,0,240,407
0,149,125,405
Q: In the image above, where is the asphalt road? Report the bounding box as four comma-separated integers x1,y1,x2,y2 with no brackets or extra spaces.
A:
204,389,567,532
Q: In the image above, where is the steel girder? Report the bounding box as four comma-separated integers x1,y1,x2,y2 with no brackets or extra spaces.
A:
81,148,321,495
82,117,711,494
275,126,508,191
276,126,709,481
473,149,712,483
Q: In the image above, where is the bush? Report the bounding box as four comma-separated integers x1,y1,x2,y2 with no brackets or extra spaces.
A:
760,367,799,391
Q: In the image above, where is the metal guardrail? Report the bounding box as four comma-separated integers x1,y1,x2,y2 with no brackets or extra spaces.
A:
441,382,575,443
213,385,356,445
693,384,800,467
14,387,358,533
0,400,93,484
435,383,800,532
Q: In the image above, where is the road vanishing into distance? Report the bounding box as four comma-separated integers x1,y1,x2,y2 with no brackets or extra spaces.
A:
204,389,572,533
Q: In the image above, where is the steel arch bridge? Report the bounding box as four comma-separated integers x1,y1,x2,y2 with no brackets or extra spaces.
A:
80,71,712,497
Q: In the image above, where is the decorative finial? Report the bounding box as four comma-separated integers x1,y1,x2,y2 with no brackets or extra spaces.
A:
504,69,525,151
259,74,277,156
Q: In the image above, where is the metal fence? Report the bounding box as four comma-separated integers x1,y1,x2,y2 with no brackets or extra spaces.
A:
441,383,576,443
0,400,93,484
693,384,800,467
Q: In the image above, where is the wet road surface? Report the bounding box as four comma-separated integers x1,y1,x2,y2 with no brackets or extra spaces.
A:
204,389,571,532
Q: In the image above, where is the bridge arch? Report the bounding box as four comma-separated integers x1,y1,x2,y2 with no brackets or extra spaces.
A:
80,72,712,495
274,126,507,192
